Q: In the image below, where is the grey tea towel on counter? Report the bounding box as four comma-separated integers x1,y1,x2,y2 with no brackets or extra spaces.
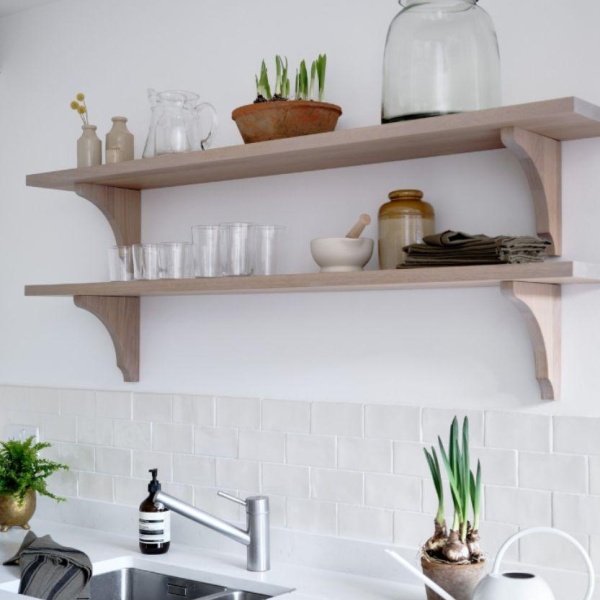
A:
3,530,92,600
401,230,551,267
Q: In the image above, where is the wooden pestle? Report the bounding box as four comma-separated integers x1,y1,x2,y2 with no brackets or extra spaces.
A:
345,214,372,238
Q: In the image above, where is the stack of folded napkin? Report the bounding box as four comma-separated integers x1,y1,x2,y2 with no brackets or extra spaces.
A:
401,230,551,267
3,531,92,600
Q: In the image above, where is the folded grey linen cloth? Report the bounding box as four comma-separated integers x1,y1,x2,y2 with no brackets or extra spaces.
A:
401,230,550,267
3,531,92,600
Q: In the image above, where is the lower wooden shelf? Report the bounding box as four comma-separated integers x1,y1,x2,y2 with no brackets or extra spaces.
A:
25,261,600,399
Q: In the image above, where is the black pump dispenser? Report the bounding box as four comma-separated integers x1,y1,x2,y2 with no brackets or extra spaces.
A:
139,468,170,555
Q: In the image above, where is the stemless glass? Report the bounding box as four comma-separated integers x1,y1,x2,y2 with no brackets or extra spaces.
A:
219,222,255,276
192,225,221,278
133,243,160,280
108,246,133,281
382,0,501,123
158,242,194,279
253,225,285,276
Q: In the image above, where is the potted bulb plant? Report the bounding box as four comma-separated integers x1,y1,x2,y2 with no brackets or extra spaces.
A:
421,417,484,600
0,436,68,532
232,54,342,143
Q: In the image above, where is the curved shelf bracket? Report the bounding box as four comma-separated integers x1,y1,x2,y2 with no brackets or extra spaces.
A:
75,183,141,247
501,127,562,256
74,295,140,382
500,281,561,400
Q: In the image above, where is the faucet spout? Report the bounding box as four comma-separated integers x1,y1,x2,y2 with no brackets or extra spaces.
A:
153,490,270,572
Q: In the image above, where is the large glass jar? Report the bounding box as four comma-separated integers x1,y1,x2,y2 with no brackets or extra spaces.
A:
382,0,501,123
378,189,435,268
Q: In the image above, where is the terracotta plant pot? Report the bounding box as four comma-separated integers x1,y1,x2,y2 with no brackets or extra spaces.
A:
231,100,342,144
421,555,486,600
0,489,36,532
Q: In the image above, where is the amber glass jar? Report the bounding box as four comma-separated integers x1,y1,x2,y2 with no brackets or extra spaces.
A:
378,189,435,268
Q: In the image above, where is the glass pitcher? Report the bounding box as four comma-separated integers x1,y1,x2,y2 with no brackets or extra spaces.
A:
143,89,218,158
382,0,501,123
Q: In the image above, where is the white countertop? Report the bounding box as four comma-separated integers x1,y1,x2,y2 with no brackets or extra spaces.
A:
0,519,425,600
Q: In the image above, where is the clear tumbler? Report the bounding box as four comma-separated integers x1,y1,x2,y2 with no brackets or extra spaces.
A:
219,222,255,276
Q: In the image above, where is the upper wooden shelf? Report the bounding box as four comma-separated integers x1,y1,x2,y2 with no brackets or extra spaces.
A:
27,97,600,192
25,261,600,297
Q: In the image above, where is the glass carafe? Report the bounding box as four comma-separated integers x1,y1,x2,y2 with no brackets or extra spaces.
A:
143,89,218,157
382,0,501,123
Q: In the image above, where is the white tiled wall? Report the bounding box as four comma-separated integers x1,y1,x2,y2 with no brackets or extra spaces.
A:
2,385,600,585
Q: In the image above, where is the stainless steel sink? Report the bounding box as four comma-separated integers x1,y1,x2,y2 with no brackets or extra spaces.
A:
90,568,271,600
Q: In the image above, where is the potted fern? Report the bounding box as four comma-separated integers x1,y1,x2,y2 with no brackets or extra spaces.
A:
0,436,68,532
421,417,485,600
232,54,342,143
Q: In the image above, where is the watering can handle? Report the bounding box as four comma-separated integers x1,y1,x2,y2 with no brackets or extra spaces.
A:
493,526,595,600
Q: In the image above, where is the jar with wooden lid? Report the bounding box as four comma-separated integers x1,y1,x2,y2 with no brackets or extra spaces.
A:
378,189,435,268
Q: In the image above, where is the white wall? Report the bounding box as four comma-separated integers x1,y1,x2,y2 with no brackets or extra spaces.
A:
2,0,600,409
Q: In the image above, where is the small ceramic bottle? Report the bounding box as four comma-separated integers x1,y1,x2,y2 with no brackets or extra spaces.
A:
77,125,102,168
106,116,134,163
378,189,435,269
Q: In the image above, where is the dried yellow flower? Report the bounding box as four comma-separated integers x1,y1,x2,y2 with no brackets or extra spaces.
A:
76,93,85,101
77,106,87,115
70,101,79,110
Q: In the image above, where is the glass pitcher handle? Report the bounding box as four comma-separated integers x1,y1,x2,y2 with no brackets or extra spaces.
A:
493,526,595,600
196,102,218,150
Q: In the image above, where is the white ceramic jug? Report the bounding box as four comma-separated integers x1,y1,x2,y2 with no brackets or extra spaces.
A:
387,527,595,600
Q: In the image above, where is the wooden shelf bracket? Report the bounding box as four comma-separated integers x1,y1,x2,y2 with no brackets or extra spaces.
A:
74,295,140,382
501,127,562,256
500,281,561,400
75,183,141,247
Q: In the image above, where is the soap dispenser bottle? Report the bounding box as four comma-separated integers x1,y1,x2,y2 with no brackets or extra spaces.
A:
139,468,171,554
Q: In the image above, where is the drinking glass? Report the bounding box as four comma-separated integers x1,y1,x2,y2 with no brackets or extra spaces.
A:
253,225,285,275
108,246,133,281
133,243,160,280
192,225,221,278
219,222,255,276
158,242,194,279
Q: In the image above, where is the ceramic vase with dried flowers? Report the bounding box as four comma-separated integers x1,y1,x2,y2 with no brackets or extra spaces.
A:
71,92,102,168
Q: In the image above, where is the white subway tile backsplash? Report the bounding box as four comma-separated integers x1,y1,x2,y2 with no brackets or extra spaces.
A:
216,458,259,491
77,417,113,446
133,393,172,423
520,452,587,493
195,426,238,458
520,531,590,572
485,412,551,452
338,504,393,543
311,402,362,437
554,416,600,455
286,498,337,535
95,391,131,419
485,485,551,526
47,469,78,498
60,443,94,471
152,423,194,454
312,469,363,504
78,472,114,502
364,473,421,511
262,399,310,433
173,454,216,487
162,482,194,505
393,510,435,548
471,447,517,487
262,464,309,498
553,493,600,535
60,389,95,416
239,430,285,463
173,395,214,426
478,520,519,561
194,486,240,521
113,420,152,450
96,447,131,477
393,441,429,477
422,409,484,447
589,455,600,495
44,414,77,442
28,387,61,414
216,396,260,429
132,450,172,481
364,405,420,441
114,476,145,506
286,433,336,468
337,437,392,473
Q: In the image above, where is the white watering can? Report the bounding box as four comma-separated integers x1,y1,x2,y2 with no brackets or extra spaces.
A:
386,526,595,600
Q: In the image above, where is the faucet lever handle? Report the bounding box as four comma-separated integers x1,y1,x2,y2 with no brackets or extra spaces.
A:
217,491,247,507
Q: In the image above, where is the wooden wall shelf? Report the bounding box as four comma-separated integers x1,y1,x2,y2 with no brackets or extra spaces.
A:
25,97,600,398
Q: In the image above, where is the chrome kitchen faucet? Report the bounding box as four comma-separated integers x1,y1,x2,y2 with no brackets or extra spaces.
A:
153,489,270,572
